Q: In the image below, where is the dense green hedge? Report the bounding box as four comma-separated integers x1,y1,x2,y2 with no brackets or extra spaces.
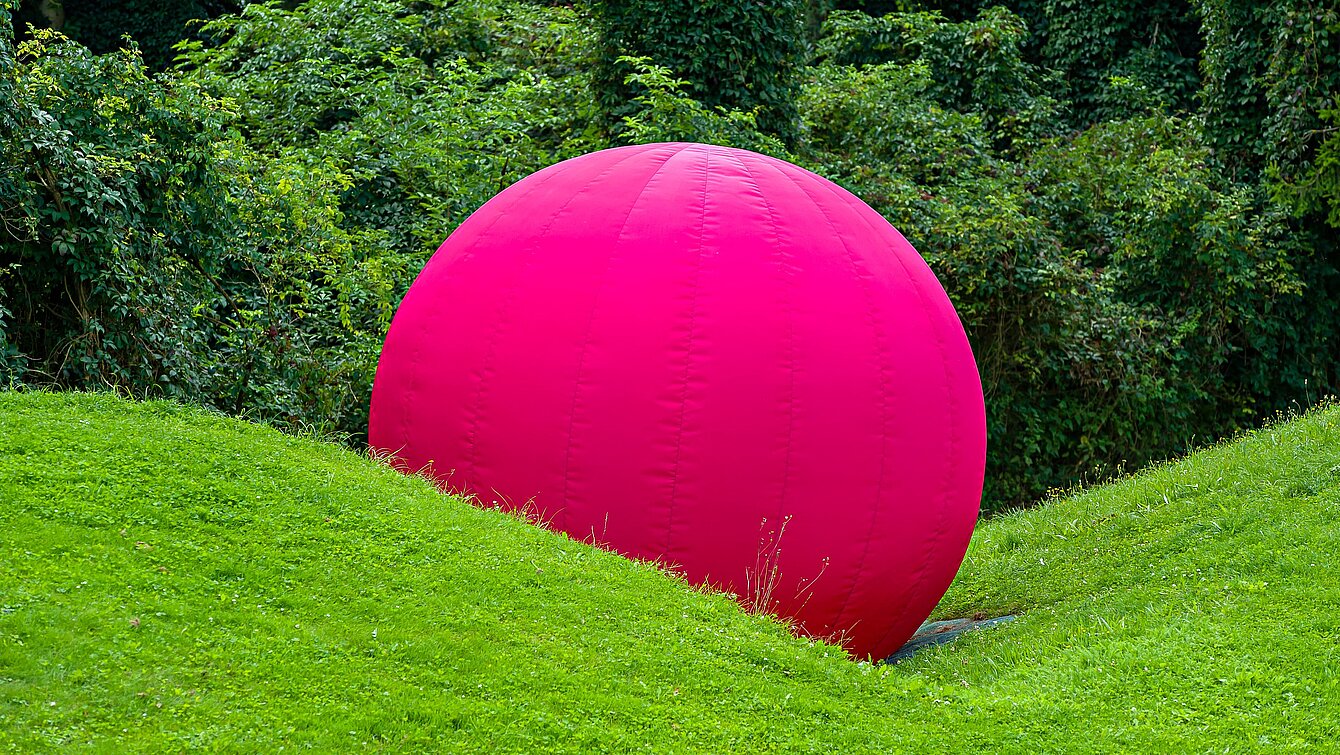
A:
3,1,1337,511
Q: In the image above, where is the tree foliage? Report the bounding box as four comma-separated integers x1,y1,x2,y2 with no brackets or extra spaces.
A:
12,0,243,70
590,0,806,145
797,15,1338,504
814,7,1063,151
3,0,1338,511
0,21,387,436
178,0,600,261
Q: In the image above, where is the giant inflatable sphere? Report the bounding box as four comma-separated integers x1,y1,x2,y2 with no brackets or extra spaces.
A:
369,143,986,660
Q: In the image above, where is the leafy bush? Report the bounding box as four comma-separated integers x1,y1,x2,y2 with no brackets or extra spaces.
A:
799,29,1338,506
0,22,389,437
1039,0,1202,122
889,0,1202,123
55,0,242,70
2,27,239,396
591,0,806,144
179,0,601,264
798,55,1109,505
1196,0,1340,207
615,57,790,156
815,8,1063,152
5,0,1338,512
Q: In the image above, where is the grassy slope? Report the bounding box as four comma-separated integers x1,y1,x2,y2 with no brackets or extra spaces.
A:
1,392,1337,752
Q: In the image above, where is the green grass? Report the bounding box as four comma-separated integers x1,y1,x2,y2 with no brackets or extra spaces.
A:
2,391,1338,752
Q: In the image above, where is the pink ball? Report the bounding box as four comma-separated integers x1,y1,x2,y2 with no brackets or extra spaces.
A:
369,143,985,660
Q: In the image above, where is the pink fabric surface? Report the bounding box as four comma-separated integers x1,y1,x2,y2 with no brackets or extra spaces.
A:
368,143,986,660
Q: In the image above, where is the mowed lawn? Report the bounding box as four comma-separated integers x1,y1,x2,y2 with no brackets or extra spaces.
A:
1,391,1337,751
